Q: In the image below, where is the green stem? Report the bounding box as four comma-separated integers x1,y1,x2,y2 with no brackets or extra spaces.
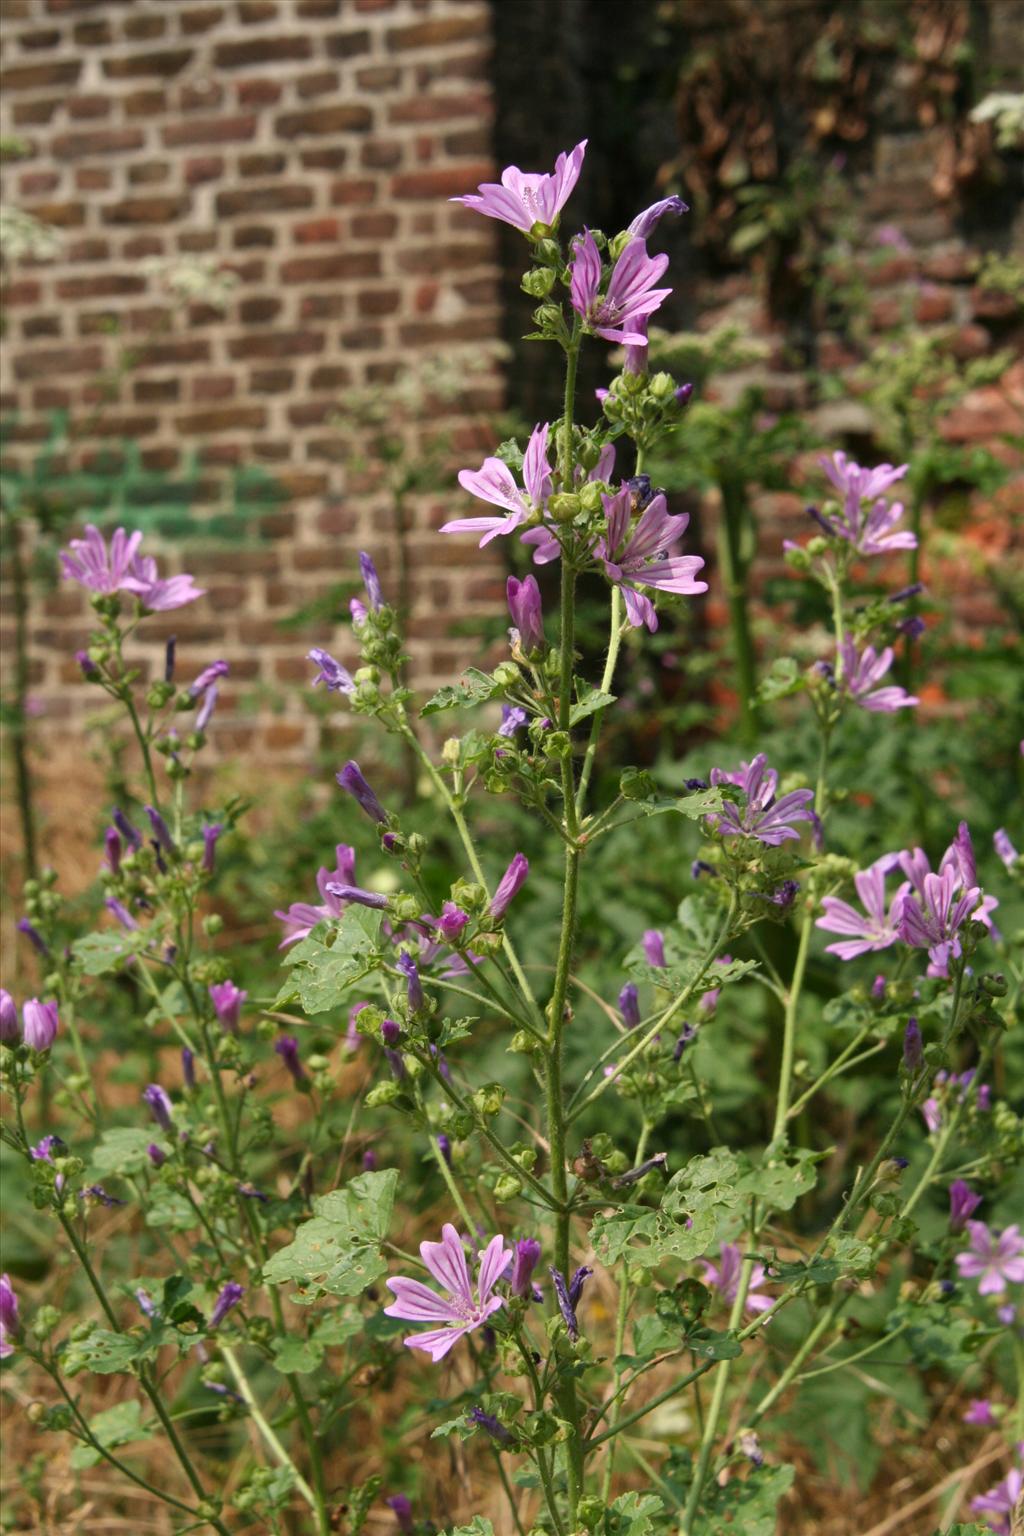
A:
428,1124,475,1230
772,907,813,1141
221,1345,319,1511
679,1250,754,1534
601,1121,651,1501
576,586,624,816
717,473,758,743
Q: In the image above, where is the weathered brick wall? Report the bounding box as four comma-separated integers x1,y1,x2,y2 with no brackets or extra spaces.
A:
0,0,504,762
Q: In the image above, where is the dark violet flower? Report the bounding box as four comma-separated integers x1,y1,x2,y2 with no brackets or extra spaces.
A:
359,551,384,611
164,635,176,683
397,951,424,1013
490,853,529,921
550,1266,581,1340
147,1143,166,1168
506,574,545,655
362,1149,378,1172
144,805,175,854
817,853,904,959
0,990,18,1044
949,1179,982,1232
673,1022,697,1060
871,974,887,1000
613,1153,669,1187
337,760,388,824
498,705,527,738
443,422,552,548
17,918,49,957
470,1406,514,1446
898,863,983,977
955,1221,1024,1295
105,897,139,931
307,647,356,695
597,485,707,631
702,1243,775,1316
903,1017,923,1073
971,1466,1023,1534
567,1266,592,1307
619,981,640,1029
897,614,927,639
0,1275,21,1358
30,1134,67,1163
182,1047,196,1089
188,660,229,698
104,826,122,873
202,822,223,873
274,1035,305,1084
195,684,218,732
510,1238,542,1298
570,231,672,346
994,828,1019,870
436,1133,452,1166
839,637,918,712
237,1182,269,1202
275,843,357,948
208,1281,245,1331
350,595,368,626
76,650,98,678
739,1430,764,1468
709,754,814,847
22,998,59,1051
386,1494,414,1534
766,880,799,908
209,980,247,1034
324,883,389,911
642,929,666,968
817,452,915,556
81,1184,125,1208
431,902,469,945
626,194,689,239
380,1018,402,1047
143,1084,174,1133
451,140,587,233
383,1048,406,1080
136,1287,157,1318
690,859,713,880
675,381,694,405
113,806,143,850
384,1223,512,1361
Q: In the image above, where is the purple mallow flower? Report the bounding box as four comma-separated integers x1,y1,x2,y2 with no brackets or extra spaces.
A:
709,754,814,847
949,1180,983,1232
443,421,552,547
337,761,388,824
202,823,222,873
195,685,218,732
643,929,666,968
839,637,918,712
816,453,916,555
570,231,672,346
145,805,174,854
76,650,98,678
208,1282,244,1330
702,1243,775,1317
971,1466,1023,1535
209,980,247,1034
182,1047,195,1089
550,1266,583,1340
147,1143,166,1168
359,551,384,610
903,1017,924,1073
386,1494,414,1533
0,990,19,1044
436,1133,452,1167
963,1398,997,1426
817,854,905,960
325,883,389,911
898,863,983,977
0,1275,20,1358
619,981,640,1028
22,998,59,1051
955,1222,1024,1296
397,951,424,1013
469,1406,513,1445
307,648,356,695
384,1222,512,1362
275,843,357,947
143,1084,174,1133
17,918,49,957
104,827,122,874
430,902,469,945
490,853,529,921
509,1238,542,1298
451,140,587,233
507,574,545,655
499,705,527,738
105,897,139,931
274,1036,305,1084
188,661,228,698
112,807,142,850
60,524,143,596
596,485,706,631
994,828,1018,870
125,552,205,613
627,195,689,239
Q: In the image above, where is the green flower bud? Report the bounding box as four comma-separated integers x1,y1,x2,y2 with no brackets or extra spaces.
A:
547,492,580,523
493,1173,522,1202
578,1496,606,1531
533,237,562,265
365,1081,401,1108
32,1305,61,1340
203,913,224,937
608,229,634,261
508,1030,539,1055
472,1083,505,1118
533,303,564,332
649,371,675,400
521,266,556,299
578,481,604,513
442,737,461,765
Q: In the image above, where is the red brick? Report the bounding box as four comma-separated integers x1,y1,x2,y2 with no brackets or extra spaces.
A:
214,37,311,67
279,252,380,282
162,115,258,147
216,186,313,216
185,155,225,185
351,211,397,239
67,94,112,119
76,167,113,191
237,79,282,107
239,152,286,176
326,28,372,57
915,287,954,324
124,14,167,39
329,178,376,205
179,7,226,35
296,70,340,99
392,164,491,199
0,59,81,90
177,405,266,433
389,93,487,125
190,374,236,402
386,16,488,50
227,331,325,359
102,50,194,79
293,217,340,243
276,105,373,138
14,345,103,381
102,196,191,225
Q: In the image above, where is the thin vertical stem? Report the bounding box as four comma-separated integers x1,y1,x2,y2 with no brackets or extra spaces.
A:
679,1250,753,1535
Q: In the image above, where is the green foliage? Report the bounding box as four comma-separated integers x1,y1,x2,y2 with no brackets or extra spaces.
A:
262,1170,398,1300
701,1464,796,1535
68,1400,151,1469
274,908,383,1012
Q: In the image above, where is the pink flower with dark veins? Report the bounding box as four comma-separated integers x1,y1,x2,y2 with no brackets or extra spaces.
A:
384,1223,512,1361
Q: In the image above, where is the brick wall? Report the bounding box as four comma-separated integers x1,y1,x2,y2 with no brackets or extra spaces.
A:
0,0,504,764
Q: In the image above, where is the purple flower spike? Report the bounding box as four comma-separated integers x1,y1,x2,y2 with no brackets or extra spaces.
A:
195,684,218,732
386,1494,414,1534
143,1083,174,1133
506,574,545,655
490,853,529,921
307,648,356,695
209,980,247,1034
469,1406,514,1445
324,882,389,911
145,805,175,854
994,828,1019,870
359,551,384,610
709,754,814,846
106,897,139,931
202,823,223,873
76,650,98,678
949,1179,982,1232
17,918,49,957
510,1238,542,1298
570,231,672,346
955,1221,1024,1295
397,951,424,1013
209,1282,245,1331
104,826,122,874
903,1017,923,1073
22,998,59,1051
112,806,143,850
549,1267,581,1340
384,1222,512,1361
274,1035,305,1084
642,929,666,969
619,981,640,1029
437,1133,452,1167
0,1275,21,1358
182,1047,196,1089
147,1143,167,1168
337,761,388,824
451,140,587,234
0,990,19,1044
188,660,229,699
627,194,689,239
164,635,176,683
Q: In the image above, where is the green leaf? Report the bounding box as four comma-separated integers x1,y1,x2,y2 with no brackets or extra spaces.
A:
685,1327,742,1361
263,1169,398,1299
91,1128,161,1178
271,1336,324,1374
69,1400,151,1469
430,1412,475,1441
673,788,724,820
440,1519,494,1536
313,1309,364,1346
422,668,504,716
604,1492,663,1536
276,908,383,1013
702,1463,795,1535
569,688,616,726
144,1189,196,1231
72,930,146,976
68,1326,165,1375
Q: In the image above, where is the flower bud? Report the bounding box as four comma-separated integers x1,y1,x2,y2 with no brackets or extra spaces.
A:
521,266,556,299
547,492,580,523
